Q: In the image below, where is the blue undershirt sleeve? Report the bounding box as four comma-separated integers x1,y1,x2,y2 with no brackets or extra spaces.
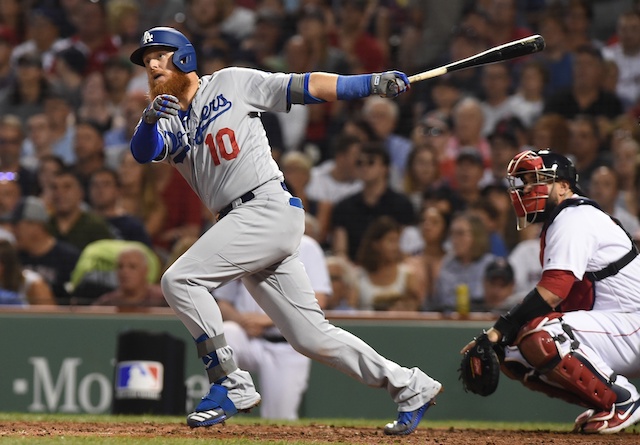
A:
130,120,165,163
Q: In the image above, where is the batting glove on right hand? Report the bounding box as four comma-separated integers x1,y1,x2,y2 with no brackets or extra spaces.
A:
144,94,180,124
370,71,410,98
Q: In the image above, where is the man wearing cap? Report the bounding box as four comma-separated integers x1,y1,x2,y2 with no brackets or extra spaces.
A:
12,196,80,305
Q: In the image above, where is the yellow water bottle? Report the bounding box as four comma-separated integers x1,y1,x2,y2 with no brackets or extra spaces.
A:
456,283,470,318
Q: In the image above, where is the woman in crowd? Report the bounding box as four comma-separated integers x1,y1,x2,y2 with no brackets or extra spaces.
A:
355,216,421,311
0,239,54,305
433,212,495,313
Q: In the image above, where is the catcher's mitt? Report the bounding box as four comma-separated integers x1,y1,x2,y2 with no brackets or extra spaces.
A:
459,332,501,396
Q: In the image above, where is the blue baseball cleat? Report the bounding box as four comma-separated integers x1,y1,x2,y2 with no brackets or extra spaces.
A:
383,383,443,435
187,384,261,427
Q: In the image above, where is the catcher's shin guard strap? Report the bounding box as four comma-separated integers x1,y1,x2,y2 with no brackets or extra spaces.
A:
519,331,624,410
493,287,553,344
196,334,237,383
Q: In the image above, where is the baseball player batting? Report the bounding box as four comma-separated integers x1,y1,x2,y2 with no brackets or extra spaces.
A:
129,27,441,434
461,149,640,434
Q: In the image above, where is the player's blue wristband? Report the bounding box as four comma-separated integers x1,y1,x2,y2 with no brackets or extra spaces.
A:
130,120,164,163
336,74,372,100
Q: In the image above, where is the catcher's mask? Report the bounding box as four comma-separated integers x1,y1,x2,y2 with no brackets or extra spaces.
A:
506,149,580,230
130,27,197,73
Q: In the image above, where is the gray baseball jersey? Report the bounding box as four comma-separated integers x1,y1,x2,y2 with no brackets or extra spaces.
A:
154,67,289,213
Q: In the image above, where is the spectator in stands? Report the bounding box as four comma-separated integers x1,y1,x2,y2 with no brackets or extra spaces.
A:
35,154,64,211
71,238,160,304
22,113,54,171
507,60,547,128
433,212,495,313
534,12,573,99
55,0,120,75
564,0,601,53
88,168,152,246
479,63,514,136
481,256,517,312
214,234,331,420
453,147,487,209
151,161,203,257
468,197,509,258
482,117,523,188
411,112,451,170
102,56,134,124
508,222,542,297
77,72,117,134
402,145,441,214
0,114,37,196
104,91,149,169
48,168,114,251
485,0,531,46
10,7,63,73
590,166,640,238
0,238,54,306
325,254,359,311
117,150,166,241
567,115,611,194
611,136,639,216
442,27,485,98
425,76,463,121
331,142,415,263
355,216,421,311
337,0,386,73
72,120,107,196
544,45,623,123
406,205,450,311
0,176,20,225
0,28,13,98
42,89,76,165
48,46,87,109
0,0,25,43
442,97,491,183
481,182,519,252
13,196,80,304
93,246,165,308
602,10,640,110
0,51,50,123
297,6,350,74
362,96,411,189
281,151,318,218
306,133,363,206
530,113,570,154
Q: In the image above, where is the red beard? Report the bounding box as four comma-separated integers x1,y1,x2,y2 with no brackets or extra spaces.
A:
149,69,191,98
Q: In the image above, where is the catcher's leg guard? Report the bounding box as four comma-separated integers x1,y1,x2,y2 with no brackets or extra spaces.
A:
516,319,628,411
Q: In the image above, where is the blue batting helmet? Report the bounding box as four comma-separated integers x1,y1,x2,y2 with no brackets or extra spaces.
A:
129,27,197,73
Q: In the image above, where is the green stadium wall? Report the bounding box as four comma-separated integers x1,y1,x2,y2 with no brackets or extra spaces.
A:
1,310,634,422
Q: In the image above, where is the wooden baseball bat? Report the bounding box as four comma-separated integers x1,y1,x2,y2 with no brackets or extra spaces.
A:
408,34,545,84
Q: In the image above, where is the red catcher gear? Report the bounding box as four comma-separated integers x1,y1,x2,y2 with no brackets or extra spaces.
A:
506,149,580,230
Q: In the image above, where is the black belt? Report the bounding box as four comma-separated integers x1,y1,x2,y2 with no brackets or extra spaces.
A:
218,182,290,221
263,335,287,343
218,191,255,220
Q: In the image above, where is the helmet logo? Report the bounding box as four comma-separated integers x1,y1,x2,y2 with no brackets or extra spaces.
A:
143,31,154,44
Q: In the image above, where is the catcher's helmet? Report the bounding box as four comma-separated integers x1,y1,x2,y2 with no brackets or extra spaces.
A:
129,27,197,73
506,149,581,230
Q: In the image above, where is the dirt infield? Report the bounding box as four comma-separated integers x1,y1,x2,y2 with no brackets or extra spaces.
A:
1,421,639,444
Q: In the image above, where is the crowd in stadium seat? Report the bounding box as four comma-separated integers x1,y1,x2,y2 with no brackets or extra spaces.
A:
0,0,638,313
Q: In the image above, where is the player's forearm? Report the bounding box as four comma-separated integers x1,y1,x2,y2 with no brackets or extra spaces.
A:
130,120,165,163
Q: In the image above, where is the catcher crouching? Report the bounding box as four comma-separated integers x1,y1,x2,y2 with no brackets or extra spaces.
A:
460,149,640,434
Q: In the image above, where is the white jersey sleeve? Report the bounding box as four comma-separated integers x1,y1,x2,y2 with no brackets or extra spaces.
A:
544,201,640,311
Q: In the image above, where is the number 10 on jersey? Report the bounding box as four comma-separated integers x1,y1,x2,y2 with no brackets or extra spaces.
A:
205,128,240,165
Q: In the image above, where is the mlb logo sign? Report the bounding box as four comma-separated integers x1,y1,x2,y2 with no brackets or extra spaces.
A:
115,361,164,400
